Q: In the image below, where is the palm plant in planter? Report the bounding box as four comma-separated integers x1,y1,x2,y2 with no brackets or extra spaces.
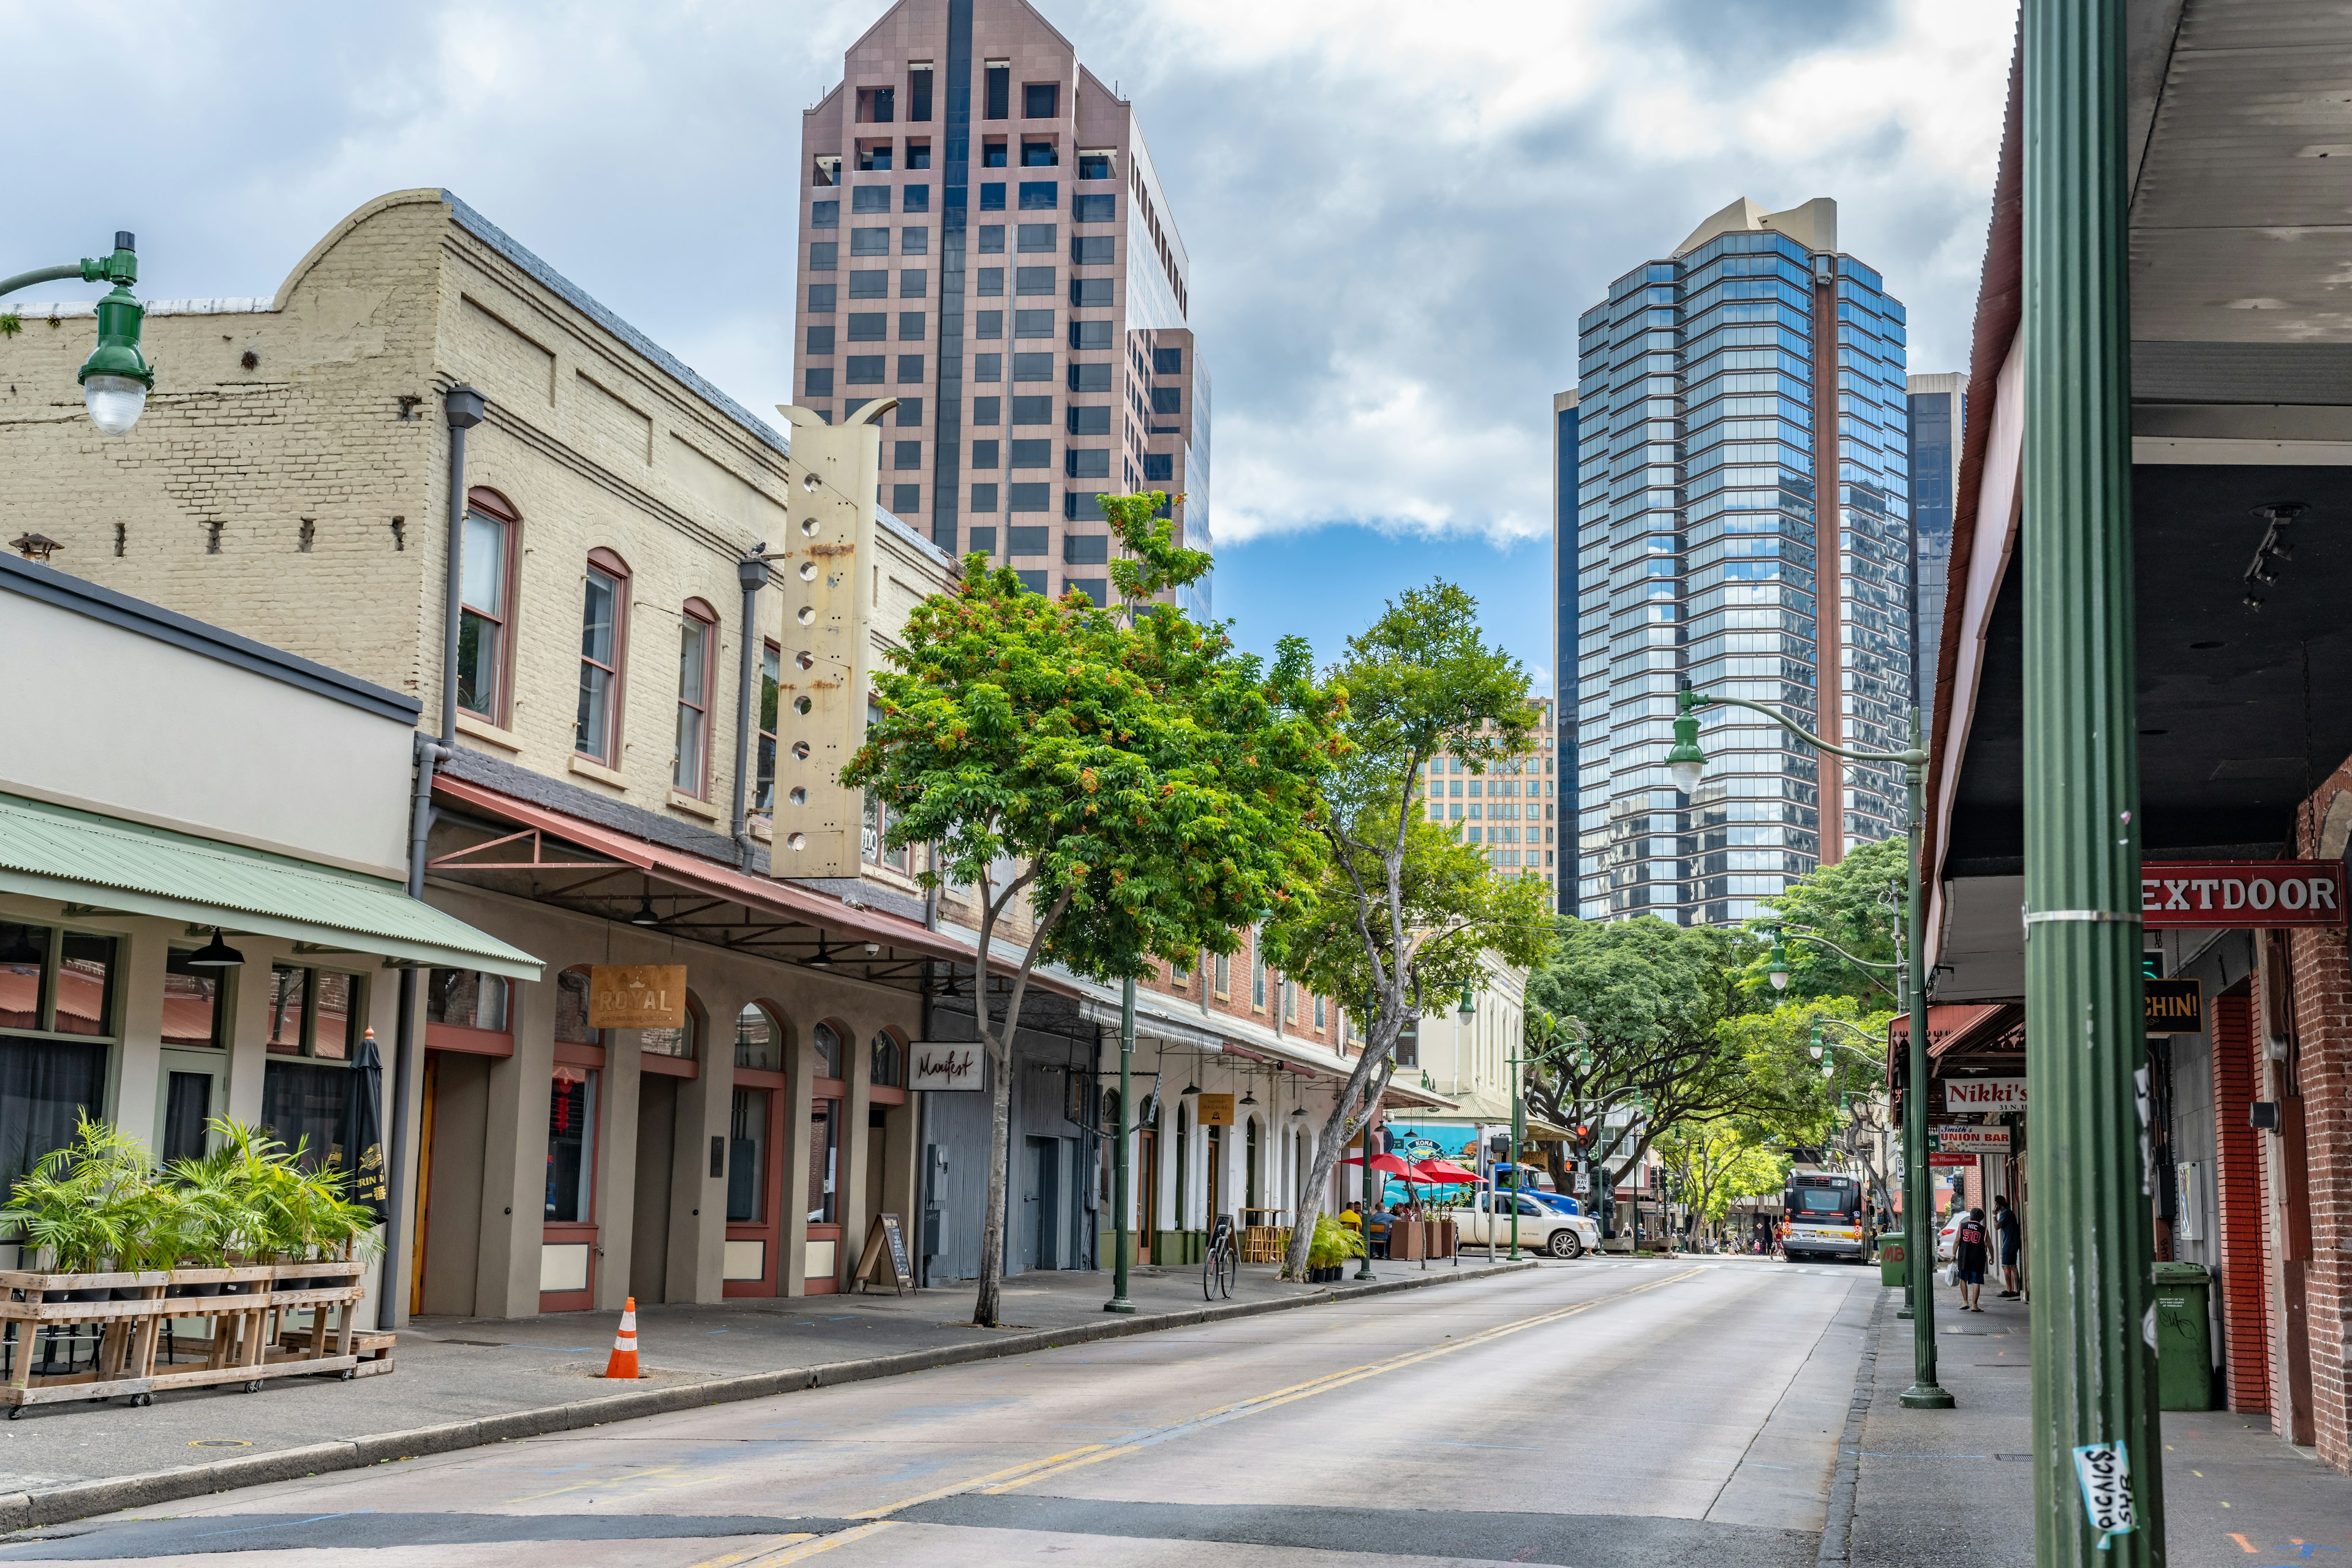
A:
1304,1213,1365,1283
1,1113,157,1275
167,1120,382,1270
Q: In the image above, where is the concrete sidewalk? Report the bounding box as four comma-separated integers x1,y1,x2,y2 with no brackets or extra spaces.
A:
1838,1281,2352,1567
0,1254,1537,1531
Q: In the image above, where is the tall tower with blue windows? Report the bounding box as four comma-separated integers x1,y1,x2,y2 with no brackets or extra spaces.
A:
1567,197,1910,925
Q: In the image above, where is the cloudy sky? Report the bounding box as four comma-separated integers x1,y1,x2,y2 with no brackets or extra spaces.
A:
5,0,2015,689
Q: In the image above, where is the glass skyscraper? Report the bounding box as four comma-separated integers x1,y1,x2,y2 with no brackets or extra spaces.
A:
1906,372,1964,713
1567,197,1910,924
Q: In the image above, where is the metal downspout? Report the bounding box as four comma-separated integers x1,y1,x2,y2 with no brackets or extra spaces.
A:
731,549,769,872
383,384,483,1327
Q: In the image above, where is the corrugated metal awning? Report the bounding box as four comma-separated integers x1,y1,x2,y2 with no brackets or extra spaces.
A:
0,791,540,979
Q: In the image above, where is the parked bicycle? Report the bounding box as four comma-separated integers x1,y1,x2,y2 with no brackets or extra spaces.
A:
1203,1212,1237,1300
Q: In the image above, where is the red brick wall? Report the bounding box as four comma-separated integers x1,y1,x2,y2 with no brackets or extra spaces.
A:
2292,782,2352,1471
2213,990,2273,1415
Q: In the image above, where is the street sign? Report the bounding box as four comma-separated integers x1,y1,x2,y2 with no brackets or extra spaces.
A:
1573,1164,1591,1194
2141,861,2346,928
1929,1152,1977,1167
2144,978,2203,1034
587,965,688,1028
908,1042,982,1091
1929,1125,2013,1154
1945,1077,2026,1112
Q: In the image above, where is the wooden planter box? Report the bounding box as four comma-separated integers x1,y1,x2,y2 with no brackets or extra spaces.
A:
0,1259,391,1414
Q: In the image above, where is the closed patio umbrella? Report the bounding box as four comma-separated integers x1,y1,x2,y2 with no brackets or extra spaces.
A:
341,1027,390,1224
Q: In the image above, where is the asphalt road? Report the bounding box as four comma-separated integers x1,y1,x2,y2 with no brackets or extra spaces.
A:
0,1256,1875,1567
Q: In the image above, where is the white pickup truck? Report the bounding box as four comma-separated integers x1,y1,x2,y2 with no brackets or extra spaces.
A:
1454,1190,1601,1259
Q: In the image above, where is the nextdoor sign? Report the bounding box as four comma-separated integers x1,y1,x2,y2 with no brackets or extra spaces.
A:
2141,861,2347,929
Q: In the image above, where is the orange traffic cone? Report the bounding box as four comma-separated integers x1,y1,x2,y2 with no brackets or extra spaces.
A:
602,1297,640,1379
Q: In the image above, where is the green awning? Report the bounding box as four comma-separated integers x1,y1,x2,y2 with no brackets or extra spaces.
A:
0,793,540,980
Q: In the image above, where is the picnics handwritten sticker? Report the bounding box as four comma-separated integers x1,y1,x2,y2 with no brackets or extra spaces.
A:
2071,1441,2136,1548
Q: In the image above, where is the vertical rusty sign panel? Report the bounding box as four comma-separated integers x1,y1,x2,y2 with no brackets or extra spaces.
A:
770,400,891,877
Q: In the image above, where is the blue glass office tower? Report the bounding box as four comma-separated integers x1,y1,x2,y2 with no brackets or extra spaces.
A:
1905,372,1963,712
1568,198,1910,924
1552,390,1581,916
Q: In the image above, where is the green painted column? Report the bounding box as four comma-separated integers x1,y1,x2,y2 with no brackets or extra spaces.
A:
2024,0,2163,1559
1901,727,1950,1408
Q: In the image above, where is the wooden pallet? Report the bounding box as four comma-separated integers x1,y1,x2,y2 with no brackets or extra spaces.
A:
0,1260,386,1412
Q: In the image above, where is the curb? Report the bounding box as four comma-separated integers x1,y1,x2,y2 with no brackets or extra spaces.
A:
0,1259,1541,1531
1816,1284,1891,1564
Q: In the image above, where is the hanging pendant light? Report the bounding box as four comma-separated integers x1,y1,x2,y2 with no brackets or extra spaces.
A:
809,933,835,968
184,928,245,968
1240,1083,1257,1107
626,895,662,927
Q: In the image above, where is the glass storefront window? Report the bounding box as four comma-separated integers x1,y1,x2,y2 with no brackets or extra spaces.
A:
641,999,699,1059
0,923,47,1031
260,1060,352,1172
735,1004,783,1071
312,972,353,1060
807,1099,840,1224
729,1088,769,1224
428,970,510,1032
267,965,307,1054
163,949,227,1048
870,1031,904,1089
554,969,601,1046
52,933,115,1038
546,1066,597,1223
813,1020,843,1080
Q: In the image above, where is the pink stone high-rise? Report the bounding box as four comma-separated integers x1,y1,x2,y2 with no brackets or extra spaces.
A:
795,0,1210,614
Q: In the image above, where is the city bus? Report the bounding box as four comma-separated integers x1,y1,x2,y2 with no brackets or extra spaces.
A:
1781,1171,1866,1262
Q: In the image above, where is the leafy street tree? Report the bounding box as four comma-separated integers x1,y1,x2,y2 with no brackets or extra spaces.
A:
1717,995,1895,1213
843,494,1340,1327
1523,917,1766,1212
1264,582,1555,1283
1653,1121,1785,1243
1732,835,1907,1006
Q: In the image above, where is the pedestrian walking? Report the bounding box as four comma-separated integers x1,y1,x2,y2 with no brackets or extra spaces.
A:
1953,1206,1989,1311
1993,1193,2021,1299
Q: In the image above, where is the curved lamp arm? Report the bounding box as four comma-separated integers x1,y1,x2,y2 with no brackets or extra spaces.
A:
1681,690,1926,769
1775,927,1901,973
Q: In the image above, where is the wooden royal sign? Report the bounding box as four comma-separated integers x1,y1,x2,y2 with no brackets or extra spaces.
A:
2141,861,2348,928
587,965,688,1029
2145,978,2204,1035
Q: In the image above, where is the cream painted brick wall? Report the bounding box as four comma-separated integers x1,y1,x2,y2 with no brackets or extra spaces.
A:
1,189,957,830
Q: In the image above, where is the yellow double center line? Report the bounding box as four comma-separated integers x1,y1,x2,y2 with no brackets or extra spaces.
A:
850,1264,1708,1518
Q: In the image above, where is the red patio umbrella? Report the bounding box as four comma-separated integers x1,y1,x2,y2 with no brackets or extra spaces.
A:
1408,1158,1479,1185
1338,1152,1415,1177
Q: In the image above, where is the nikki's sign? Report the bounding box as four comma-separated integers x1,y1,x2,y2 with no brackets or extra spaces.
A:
908,1043,982,1091
1945,1077,2026,1112
2141,862,2348,929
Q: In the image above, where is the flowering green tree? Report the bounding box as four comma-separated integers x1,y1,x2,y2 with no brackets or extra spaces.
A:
1262,582,1555,1281
843,494,1338,1325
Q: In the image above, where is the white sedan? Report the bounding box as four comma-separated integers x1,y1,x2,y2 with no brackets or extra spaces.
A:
1455,1190,1600,1259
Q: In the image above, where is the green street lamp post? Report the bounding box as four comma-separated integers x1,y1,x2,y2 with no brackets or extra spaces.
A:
2025,0,2162,1556
1104,977,1136,1314
4,233,154,435
1670,685,1951,1409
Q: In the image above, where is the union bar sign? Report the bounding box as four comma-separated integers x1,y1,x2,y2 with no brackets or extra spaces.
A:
2141,861,2348,929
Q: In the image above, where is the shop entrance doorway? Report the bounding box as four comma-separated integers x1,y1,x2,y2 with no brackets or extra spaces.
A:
631,1074,678,1305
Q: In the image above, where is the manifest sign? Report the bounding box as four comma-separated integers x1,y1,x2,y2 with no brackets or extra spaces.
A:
908,1042,982,1091
2141,861,2347,928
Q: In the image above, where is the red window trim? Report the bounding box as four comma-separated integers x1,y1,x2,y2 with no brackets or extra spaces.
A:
643,1052,698,1080
577,547,631,766
554,1039,606,1069
460,487,522,727
870,1084,907,1107
424,1021,514,1058
676,597,720,799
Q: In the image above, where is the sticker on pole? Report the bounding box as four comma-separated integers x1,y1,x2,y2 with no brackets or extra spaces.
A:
2070,1441,2136,1548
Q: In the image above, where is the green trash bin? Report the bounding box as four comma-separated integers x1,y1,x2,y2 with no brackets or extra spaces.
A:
1879,1238,1907,1289
2153,1261,2215,1411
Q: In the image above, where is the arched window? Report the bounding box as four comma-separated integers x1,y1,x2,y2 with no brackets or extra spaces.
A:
870,1029,905,1089
813,1020,844,1080
554,967,601,1046
674,598,718,797
576,548,631,764
643,992,702,1059
458,488,519,723
735,1003,785,1071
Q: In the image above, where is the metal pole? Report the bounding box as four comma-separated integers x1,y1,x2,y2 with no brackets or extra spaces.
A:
1508,1056,1523,1262
2025,0,2160,1554
1901,722,1953,1408
1106,978,1136,1313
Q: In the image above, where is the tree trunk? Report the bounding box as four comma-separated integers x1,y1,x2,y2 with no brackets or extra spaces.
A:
1282,997,1405,1280
972,1029,1012,1327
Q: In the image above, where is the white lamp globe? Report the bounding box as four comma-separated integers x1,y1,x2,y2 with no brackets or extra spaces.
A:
83,374,147,436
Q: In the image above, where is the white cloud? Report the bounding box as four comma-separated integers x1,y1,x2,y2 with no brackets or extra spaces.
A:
2,0,2015,550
